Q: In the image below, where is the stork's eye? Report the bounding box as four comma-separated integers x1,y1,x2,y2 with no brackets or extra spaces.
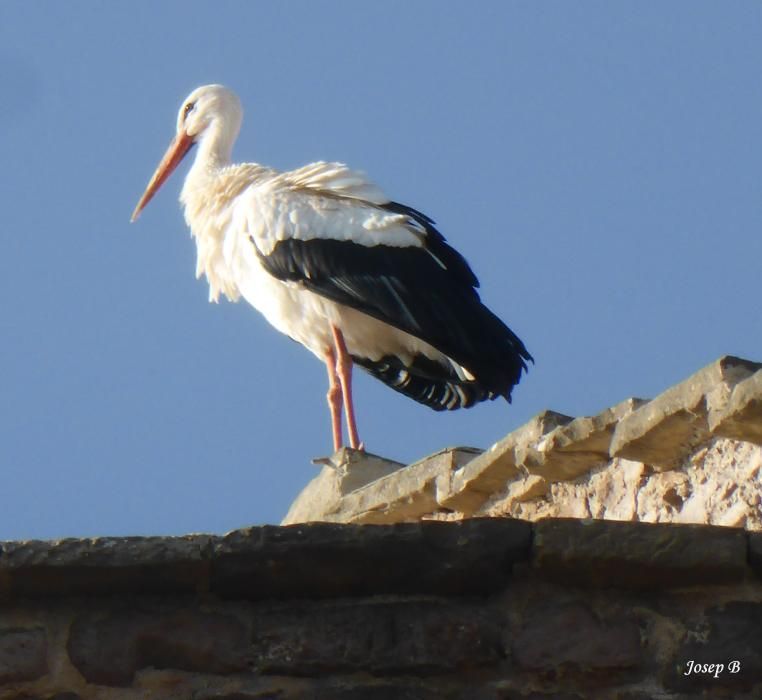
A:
183,102,195,120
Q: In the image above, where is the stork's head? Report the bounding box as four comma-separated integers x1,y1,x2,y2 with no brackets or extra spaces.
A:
131,84,243,222
177,84,243,141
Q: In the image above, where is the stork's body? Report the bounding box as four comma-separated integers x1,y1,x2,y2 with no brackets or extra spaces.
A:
133,85,532,452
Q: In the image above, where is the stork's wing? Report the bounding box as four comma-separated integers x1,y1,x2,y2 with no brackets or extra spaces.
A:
243,166,531,397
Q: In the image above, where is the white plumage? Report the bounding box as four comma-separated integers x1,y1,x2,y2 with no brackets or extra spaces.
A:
132,85,531,452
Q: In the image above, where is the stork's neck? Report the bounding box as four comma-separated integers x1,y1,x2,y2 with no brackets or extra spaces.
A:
186,120,238,186
179,118,243,305
181,118,240,238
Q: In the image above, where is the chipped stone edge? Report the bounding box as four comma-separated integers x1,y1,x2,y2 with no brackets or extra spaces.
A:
708,369,762,446
437,410,575,514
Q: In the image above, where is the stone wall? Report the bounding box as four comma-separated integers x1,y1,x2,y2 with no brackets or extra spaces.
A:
2,518,762,699
285,355,762,527
3,355,761,699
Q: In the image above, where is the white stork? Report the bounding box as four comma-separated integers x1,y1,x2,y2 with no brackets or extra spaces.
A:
131,85,532,452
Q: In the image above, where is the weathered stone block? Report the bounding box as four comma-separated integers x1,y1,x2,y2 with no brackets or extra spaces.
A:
611,356,761,470
5,695,82,700
67,608,249,686
666,601,762,691
0,626,47,684
503,475,549,504
212,519,531,599
521,398,647,481
533,518,749,587
749,531,762,577
313,681,445,700
0,534,212,598
192,680,311,700
441,411,573,513
475,692,584,700
512,603,642,671
250,599,503,675
709,370,762,446
193,695,263,700
194,695,263,700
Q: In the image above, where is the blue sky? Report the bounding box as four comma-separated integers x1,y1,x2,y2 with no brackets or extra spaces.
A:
2,2,760,539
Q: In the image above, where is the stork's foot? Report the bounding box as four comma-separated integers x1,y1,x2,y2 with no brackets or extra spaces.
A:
311,445,367,473
311,455,335,467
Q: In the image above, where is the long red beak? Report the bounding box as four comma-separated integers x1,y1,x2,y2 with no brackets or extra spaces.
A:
131,130,194,222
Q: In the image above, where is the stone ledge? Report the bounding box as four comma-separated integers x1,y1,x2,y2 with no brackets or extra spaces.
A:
2,519,758,601
3,519,762,699
0,535,213,598
0,519,530,601
212,518,530,599
533,518,750,587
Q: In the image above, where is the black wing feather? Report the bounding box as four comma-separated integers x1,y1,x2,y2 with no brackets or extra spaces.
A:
253,210,531,407
380,201,480,289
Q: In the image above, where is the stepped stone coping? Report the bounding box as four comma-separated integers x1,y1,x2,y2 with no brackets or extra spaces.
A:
0,518,757,600
284,355,762,524
439,410,573,513
610,355,762,469
519,397,648,481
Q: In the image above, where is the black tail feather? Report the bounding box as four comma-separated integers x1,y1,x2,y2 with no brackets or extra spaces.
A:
353,353,507,411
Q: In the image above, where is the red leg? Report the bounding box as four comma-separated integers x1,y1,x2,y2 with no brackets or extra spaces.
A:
324,345,343,452
331,325,363,450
